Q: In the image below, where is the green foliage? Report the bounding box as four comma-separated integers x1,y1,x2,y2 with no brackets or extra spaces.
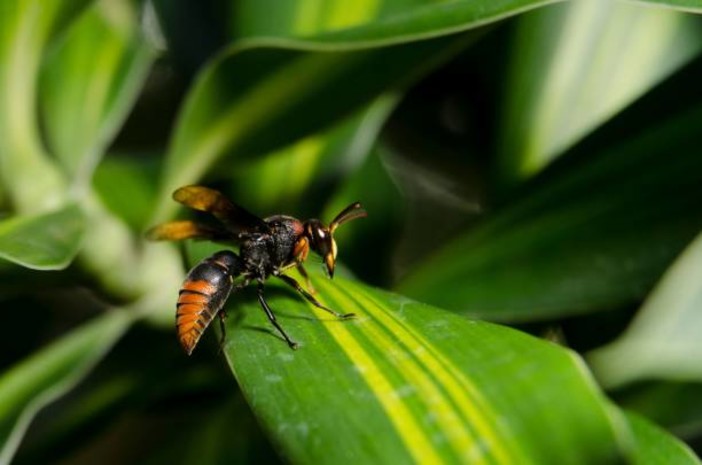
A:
226,272,624,464
1,0,701,463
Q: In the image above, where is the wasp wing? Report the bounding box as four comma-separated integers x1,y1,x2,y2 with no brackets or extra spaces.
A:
173,186,270,235
145,220,230,242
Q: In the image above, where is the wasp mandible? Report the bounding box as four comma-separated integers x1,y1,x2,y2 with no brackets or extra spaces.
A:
147,186,366,354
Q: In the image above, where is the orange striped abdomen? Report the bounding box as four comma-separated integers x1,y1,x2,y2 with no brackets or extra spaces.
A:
176,251,242,355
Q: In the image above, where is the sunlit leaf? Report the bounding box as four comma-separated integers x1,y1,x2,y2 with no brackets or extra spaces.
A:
0,311,132,464
231,94,398,214
626,411,701,465
223,273,626,464
41,0,154,186
152,34,475,222
588,230,702,389
232,0,562,47
0,205,84,270
498,0,702,186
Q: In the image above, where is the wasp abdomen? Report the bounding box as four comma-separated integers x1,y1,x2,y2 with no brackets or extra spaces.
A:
176,251,242,355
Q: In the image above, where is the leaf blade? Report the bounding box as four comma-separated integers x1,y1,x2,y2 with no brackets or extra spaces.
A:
398,92,702,321
0,311,132,464
223,274,625,464
588,229,702,389
0,204,85,270
626,411,701,465
233,0,563,48
498,0,702,185
40,0,154,185
153,34,473,222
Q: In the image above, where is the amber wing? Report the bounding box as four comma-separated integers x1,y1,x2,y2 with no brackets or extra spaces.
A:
173,186,269,236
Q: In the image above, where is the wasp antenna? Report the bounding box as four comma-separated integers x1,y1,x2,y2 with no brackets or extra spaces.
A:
330,202,367,232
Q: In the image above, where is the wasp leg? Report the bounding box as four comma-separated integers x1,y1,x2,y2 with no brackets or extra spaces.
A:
217,311,227,353
296,263,316,294
257,282,298,350
277,274,355,319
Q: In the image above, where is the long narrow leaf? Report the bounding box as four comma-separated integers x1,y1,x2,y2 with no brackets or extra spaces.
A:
588,230,702,389
152,34,474,222
223,274,626,464
233,0,562,48
0,0,91,212
398,100,702,321
0,311,132,464
626,411,701,465
41,0,154,186
498,0,702,185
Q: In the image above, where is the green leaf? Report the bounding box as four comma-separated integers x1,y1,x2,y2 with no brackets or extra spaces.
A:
588,230,702,389
0,205,85,270
615,382,702,440
232,0,563,47
626,411,700,465
635,0,702,13
231,94,398,214
152,34,474,222
93,155,161,231
397,97,702,321
0,0,91,212
321,146,405,285
0,311,132,464
223,274,626,464
41,0,154,186
498,0,702,186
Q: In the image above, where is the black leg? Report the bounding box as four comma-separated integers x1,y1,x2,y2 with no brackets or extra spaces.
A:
277,274,355,319
296,264,316,294
258,282,298,350
218,311,227,353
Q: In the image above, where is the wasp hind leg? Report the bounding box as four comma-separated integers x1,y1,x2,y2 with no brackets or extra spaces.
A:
257,282,298,350
217,311,228,353
277,274,355,319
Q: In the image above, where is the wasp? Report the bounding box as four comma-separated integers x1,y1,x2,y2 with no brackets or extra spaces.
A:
147,186,366,354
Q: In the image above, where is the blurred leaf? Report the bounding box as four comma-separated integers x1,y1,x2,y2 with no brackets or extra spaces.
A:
498,0,702,186
152,34,475,222
232,0,562,47
11,324,234,465
232,94,398,215
41,0,154,186
0,205,84,270
588,230,702,389
0,0,92,212
0,311,132,464
224,273,625,464
626,411,701,465
93,155,161,231
615,382,702,440
321,147,405,285
397,96,702,321
636,0,702,13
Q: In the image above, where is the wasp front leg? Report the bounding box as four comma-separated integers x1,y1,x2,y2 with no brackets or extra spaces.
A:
277,274,355,319
296,263,316,294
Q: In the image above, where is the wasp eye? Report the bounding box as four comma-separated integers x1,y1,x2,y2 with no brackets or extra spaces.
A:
306,221,331,255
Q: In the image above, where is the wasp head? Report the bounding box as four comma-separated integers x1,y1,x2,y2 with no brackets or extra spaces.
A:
305,202,367,278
